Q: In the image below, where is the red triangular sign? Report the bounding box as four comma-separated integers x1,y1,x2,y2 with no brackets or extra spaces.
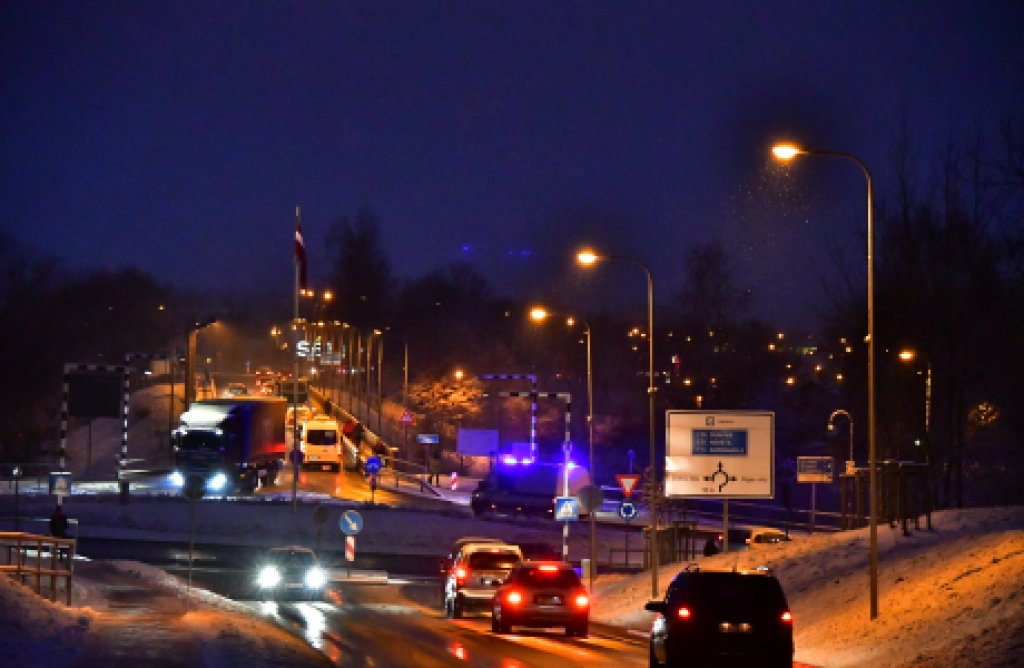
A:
616,474,641,498
400,410,414,425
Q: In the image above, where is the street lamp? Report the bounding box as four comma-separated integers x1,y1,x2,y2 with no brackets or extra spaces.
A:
829,409,854,469
531,305,597,589
772,141,878,620
576,249,659,599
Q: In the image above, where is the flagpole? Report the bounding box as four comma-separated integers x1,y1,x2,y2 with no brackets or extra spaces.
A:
292,206,301,514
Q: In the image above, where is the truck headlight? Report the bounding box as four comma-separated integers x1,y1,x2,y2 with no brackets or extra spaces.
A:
169,471,184,487
305,567,326,588
258,566,281,588
209,473,227,490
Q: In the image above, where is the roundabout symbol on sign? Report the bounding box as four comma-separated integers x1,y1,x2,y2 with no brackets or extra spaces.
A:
618,499,639,522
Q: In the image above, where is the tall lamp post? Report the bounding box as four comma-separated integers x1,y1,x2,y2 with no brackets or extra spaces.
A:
828,409,854,469
530,306,597,588
772,142,878,620
577,250,659,599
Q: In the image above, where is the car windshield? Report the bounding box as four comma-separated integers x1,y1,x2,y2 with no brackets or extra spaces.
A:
468,552,520,571
514,566,581,588
177,431,223,452
685,574,788,614
306,429,337,446
269,550,315,569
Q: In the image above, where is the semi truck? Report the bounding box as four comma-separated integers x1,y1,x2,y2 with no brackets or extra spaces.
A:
171,396,287,495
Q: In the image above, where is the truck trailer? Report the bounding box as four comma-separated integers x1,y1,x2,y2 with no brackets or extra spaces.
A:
171,396,287,495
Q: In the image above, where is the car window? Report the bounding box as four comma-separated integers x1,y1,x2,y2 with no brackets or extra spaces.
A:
514,566,581,588
306,429,337,445
467,552,520,570
270,550,315,569
679,574,788,613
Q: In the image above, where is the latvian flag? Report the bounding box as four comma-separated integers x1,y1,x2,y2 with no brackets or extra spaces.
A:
294,206,307,290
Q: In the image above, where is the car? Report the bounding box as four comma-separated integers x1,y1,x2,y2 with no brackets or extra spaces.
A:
645,566,794,667
440,537,507,582
255,365,274,377
746,529,793,546
444,543,522,619
255,546,326,601
491,561,590,637
286,406,313,429
300,415,342,472
225,382,248,396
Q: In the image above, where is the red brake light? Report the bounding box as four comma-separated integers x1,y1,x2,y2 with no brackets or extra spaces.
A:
574,593,589,608
539,564,559,572
781,611,793,623
507,591,522,605
455,567,467,580
677,607,691,619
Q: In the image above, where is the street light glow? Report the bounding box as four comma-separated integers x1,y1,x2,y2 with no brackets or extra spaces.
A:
454,369,464,380
899,350,916,362
529,307,549,321
323,290,333,301
772,144,803,160
577,250,599,265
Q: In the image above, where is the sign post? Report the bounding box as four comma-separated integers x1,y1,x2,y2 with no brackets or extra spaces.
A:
339,510,363,577
797,456,835,534
182,474,206,611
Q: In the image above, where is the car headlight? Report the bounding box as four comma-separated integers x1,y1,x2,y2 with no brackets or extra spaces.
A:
305,567,326,588
209,473,227,490
169,471,184,487
258,566,281,588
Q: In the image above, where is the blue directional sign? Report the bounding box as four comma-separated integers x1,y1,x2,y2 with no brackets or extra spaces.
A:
49,471,72,497
339,510,363,536
554,496,579,522
618,499,639,522
417,434,439,444
364,456,382,474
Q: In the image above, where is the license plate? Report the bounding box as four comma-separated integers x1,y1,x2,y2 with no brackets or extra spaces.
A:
537,595,562,605
257,469,267,476
322,465,330,471
308,455,319,461
286,583,303,588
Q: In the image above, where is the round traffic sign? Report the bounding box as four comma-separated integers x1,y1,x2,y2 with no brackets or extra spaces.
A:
578,484,604,513
364,456,382,474
618,499,639,522
340,509,363,536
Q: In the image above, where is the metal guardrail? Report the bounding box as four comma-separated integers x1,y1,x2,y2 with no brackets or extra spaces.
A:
1,530,77,605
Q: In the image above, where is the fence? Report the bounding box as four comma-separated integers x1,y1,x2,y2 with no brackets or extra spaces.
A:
0,529,77,605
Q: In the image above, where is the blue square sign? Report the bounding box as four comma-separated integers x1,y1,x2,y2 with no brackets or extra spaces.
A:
554,496,579,522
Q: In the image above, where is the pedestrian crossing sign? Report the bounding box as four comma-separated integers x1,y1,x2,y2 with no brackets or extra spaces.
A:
554,496,579,522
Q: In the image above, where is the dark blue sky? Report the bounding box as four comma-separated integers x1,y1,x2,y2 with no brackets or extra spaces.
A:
3,2,1022,326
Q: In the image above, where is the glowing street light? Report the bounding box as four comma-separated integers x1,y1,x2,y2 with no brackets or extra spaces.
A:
576,248,659,599
772,140,878,620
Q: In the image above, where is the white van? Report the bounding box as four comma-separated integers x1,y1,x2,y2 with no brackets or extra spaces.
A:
300,415,342,472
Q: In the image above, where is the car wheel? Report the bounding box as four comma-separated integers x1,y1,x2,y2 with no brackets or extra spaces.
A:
443,596,452,618
649,644,659,667
452,596,464,619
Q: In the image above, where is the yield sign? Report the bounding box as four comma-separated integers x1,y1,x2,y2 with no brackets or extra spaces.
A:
616,474,642,498
400,410,414,425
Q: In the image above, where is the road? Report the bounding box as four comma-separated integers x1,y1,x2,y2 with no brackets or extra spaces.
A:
246,579,649,667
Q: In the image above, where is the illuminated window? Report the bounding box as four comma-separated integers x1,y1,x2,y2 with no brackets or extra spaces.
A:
785,377,795,385
836,374,844,381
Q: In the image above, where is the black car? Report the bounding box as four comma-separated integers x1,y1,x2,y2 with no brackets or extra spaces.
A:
491,561,590,637
256,546,326,601
646,567,793,667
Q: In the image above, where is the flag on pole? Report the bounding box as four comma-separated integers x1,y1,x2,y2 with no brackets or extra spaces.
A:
294,206,307,290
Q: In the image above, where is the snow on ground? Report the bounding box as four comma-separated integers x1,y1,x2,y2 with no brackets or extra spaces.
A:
0,571,92,668
591,506,1024,667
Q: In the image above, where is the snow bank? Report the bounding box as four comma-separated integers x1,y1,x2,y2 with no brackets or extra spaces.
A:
0,574,92,667
591,507,1024,667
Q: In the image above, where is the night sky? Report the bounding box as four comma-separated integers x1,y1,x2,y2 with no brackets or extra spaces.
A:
3,2,1022,326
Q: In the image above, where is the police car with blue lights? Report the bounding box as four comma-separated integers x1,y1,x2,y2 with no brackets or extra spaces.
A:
470,458,590,519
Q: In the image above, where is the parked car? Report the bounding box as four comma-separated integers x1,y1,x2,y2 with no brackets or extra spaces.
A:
491,561,590,637
225,382,248,397
746,529,793,547
444,542,522,618
255,545,326,601
646,566,793,667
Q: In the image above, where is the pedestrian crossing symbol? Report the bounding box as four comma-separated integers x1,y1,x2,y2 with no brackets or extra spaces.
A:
554,496,579,522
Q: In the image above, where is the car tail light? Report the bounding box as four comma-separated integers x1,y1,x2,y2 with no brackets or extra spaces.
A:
574,593,589,608
677,607,692,619
506,591,522,606
781,611,793,623
455,567,468,581
539,564,559,573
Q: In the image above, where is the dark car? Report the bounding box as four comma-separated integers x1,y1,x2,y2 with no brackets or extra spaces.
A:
491,561,590,637
256,546,326,601
645,567,793,667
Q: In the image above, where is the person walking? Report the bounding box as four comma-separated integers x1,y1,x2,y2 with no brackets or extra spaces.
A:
702,535,719,557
